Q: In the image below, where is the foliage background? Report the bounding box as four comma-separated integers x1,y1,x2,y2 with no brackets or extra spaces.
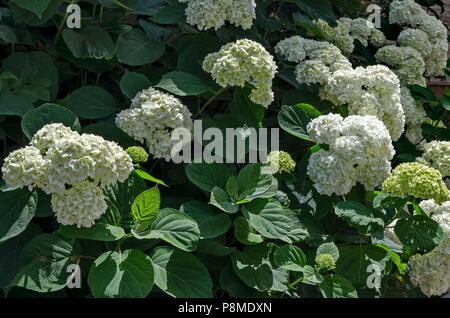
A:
0,0,448,298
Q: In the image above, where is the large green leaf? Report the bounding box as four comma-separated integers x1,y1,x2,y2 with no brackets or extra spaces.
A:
131,186,160,222
273,244,307,271
150,3,187,24
0,224,41,292
12,233,81,292
156,71,215,96
185,163,232,192
237,163,278,202
335,201,385,235
394,216,444,251
21,103,80,140
278,104,315,142
233,216,264,245
0,189,37,243
319,274,358,298
68,86,117,119
116,28,165,66
242,199,308,243
58,223,125,242
150,246,213,298
231,87,265,128
231,244,289,292
209,187,239,213
181,200,232,239
133,208,200,252
103,172,148,229
88,249,154,298
119,70,152,99
9,0,51,19
62,26,115,60
0,91,34,116
2,51,58,100
336,245,390,286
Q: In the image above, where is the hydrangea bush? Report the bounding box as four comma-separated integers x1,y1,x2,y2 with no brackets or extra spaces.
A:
0,0,449,299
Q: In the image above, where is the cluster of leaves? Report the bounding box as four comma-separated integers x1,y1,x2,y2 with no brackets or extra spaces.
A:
0,0,449,299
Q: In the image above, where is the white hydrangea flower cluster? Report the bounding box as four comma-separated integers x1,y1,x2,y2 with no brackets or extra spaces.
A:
276,36,405,141
203,39,277,107
389,0,448,77
419,199,450,239
400,87,427,144
417,141,450,177
179,0,256,31
52,181,109,228
321,65,405,141
275,36,352,85
306,114,395,196
314,18,385,55
1,123,134,228
375,45,426,86
409,239,450,297
116,87,193,160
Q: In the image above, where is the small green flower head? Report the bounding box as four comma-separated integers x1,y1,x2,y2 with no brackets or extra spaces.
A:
125,146,149,164
382,162,450,204
267,151,296,174
315,253,336,270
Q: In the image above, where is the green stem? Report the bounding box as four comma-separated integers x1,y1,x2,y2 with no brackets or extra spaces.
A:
193,87,227,119
54,1,74,45
288,277,303,289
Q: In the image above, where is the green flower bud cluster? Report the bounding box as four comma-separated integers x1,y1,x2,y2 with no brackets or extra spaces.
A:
267,151,296,174
315,253,336,270
126,146,149,164
382,162,450,204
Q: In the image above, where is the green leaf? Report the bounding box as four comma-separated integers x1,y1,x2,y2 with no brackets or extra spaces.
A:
408,84,437,102
68,86,117,119
150,3,187,24
295,0,336,24
12,233,81,292
132,186,160,222
0,189,37,243
242,199,308,243
58,223,125,242
81,123,136,149
103,171,148,229
0,91,34,116
133,208,200,252
21,103,80,140
9,0,62,26
319,274,358,298
273,245,307,271
150,246,213,298
62,26,115,60
88,249,154,298
210,187,239,213
335,201,385,235
441,95,450,111
317,242,340,261
234,216,264,245
119,70,152,99
237,163,278,202
394,215,444,251
231,244,289,292
231,87,266,127
0,224,41,292
10,0,51,19
135,169,168,187
278,104,315,142
219,265,262,298
156,71,215,96
185,163,232,192
3,51,58,100
375,243,407,275
116,28,165,66
336,245,390,286
0,25,17,43
181,200,232,239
